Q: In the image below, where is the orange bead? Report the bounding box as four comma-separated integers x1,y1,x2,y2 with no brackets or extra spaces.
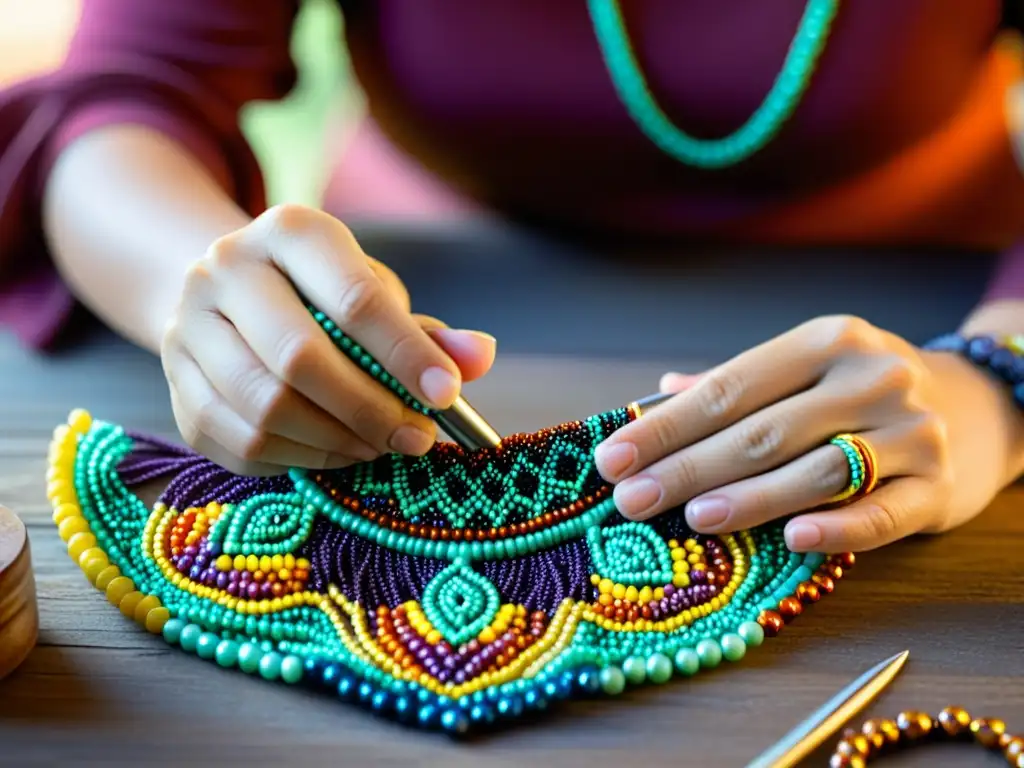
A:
896,710,934,741
937,706,972,738
970,718,1006,749
757,610,784,637
778,596,803,620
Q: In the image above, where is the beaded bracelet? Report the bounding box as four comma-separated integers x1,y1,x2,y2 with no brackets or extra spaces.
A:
829,707,1020,767
923,333,1024,409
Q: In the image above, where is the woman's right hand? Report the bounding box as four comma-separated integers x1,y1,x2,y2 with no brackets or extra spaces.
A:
160,204,496,476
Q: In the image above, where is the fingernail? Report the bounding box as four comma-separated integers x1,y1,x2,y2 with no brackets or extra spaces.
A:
786,521,822,551
614,477,662,519
419,366,459,408
685,497,730,530
594,442,638,480
389,425,435,455
429,328,497,345
348,441,381,462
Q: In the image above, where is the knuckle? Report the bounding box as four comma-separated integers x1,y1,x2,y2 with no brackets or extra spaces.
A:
875,356,921,394
349,400,395,444
734,416,785,462
236,429,271,463
260,203,318,236
694,367,744,420
248,378,291,433
333,274,382,327
811,314,879,356
863,502,902,542
668,453,701,493
818,447,853,495
203,233,248,272
275,331,319,384
912,414,950,468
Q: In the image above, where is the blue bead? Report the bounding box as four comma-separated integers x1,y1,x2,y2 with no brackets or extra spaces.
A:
968,335,997,364
320,663,342,687
393,696,413,722
357,681,375,703
470,703,496,723
496,695,524,718
370,690,391,713
989,348,1019,382
1011,356,1024,385
1015,382,1024,409
523,689,548,711
440,709,470,735
575,666,602,695
542,681,559,699
417,688,434,703
418,704,440,728
336,675,357,700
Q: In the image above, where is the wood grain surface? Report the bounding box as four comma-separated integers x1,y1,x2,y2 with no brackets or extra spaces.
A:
0,505,38,682
0,328,1021,767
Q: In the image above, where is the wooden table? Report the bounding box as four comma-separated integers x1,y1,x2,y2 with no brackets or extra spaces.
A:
0,328,1021,767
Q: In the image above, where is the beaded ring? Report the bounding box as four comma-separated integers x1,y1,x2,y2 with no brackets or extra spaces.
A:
45,312,855,735
829,707,1020,767
826,434,878,506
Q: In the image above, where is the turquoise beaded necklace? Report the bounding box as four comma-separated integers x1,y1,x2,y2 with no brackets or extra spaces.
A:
586,0,840,168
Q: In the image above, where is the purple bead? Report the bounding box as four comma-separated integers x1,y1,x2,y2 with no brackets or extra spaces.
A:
216,572,230,589
207,541,222,556
226,582,239,596
179,556,194,571
454,670,467,684
664,584,676,597
246,582,260,599
184,545,199,557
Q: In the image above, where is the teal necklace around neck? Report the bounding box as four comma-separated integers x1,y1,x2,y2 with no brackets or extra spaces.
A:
587,0,840,168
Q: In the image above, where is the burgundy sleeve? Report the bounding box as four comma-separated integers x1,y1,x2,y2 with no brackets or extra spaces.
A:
0,1,300,349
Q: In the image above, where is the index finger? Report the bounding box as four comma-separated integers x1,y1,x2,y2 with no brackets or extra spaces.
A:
251,205,462,410
595,316,878,481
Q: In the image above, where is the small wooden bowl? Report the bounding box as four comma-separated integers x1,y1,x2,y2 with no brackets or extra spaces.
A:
0,505,38,679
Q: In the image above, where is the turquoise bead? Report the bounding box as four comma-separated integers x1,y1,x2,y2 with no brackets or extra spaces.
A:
195,632,219,660
645,653,673,684
178,623,201,653
237,642,262,674
258,652,283,681
162,618,185,645
720,634,747,662
738,621,765,648
599,666,626,695
622,656,647,685
673,648,700,676
696,639,723,669
215,640,239,668
280,655,304,684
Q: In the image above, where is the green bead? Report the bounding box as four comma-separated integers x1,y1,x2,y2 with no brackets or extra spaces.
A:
237,642,262,674
696,639,722,669
258,652,283,681
673,648,700,676
162,618,185,645
196,632,219,660
280,655,304,684
178,623,202,653
622,656,647,685
599,666,626,695
215,640,239,668
738,621,765,647
645,653,673,684
720,634,747,662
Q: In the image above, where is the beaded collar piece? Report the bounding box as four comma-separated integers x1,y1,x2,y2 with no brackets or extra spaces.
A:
47,406,853,735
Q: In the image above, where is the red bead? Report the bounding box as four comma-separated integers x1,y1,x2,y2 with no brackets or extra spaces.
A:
811,572,835,593
757,610,784,637
796,582,821,604
778,596,803,620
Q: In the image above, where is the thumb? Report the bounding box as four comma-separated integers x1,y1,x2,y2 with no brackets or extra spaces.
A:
659,371,704,394
417,315,496,383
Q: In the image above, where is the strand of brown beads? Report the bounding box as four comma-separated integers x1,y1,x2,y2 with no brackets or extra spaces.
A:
829,707,1021,767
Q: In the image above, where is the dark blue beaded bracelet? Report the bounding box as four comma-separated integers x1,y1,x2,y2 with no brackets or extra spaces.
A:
922,333,1024,409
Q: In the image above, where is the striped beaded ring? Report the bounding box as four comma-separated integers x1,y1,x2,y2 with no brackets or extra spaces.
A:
826,434,879,506
44,310,855,736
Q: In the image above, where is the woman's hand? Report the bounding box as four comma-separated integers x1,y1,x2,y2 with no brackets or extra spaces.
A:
160,204,496,476
594,315,1023,552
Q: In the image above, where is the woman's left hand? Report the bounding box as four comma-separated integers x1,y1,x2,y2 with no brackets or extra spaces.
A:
594,314,1023,552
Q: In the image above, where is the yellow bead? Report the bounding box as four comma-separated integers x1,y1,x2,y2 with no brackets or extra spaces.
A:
271,554,284,571
67,532,98,561
52,424,70,442
51,504,80,526
426,630,441,645
296,557,310,570
118,591,145,618
672,573,690,588
94,565,121,591
105,576,135,606
216,555,233,571
478,627,496,644
57,515,89,542
589,574,601,585
259,555,272,573
78,547,109,573
133,595,162,623
598,578,613,594
233,554,246,570
673,560,689,573
68,409,92,433
245,555,259,571
284,554,296,569
687,553,701,564
638,586,653,604
81,556,110,584
654,587,665,599
668,539,679,548
144,607,170,634
624,586,639,602
611,583,626,600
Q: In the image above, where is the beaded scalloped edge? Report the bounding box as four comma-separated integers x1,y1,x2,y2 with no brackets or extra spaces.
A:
46,408,855,737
